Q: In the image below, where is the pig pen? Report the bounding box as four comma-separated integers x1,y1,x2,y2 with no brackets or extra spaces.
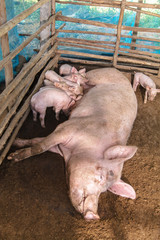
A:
0,63,159,240
0,0,160,239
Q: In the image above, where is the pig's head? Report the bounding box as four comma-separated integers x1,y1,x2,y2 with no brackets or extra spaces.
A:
147,87,160,101
71,67,88,84
68,145,137,220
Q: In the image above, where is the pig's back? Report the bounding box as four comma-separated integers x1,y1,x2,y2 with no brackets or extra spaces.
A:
31,87,69,105
70,83,137,143
86,68,130,86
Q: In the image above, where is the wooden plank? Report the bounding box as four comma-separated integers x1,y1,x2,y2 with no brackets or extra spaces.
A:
56,0,159,9
58,30,160,43
56,49,113,61
116,64,158,74
0,108,30,164
117,56,160,67
59,56,113,67
0,0,13,86
118,52,160,63
119,46,160,58
56,15,160,33
113,0,126,66
58,42,114,54
56,0,160,18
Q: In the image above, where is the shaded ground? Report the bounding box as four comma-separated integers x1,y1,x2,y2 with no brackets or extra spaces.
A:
0,67,159,240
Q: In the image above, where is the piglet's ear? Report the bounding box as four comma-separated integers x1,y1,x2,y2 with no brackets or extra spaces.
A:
108,179,136,199
71,67,78,74
79,68,86,74
104,145,137,164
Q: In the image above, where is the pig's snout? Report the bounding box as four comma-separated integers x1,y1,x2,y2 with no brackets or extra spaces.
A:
84,211,100,220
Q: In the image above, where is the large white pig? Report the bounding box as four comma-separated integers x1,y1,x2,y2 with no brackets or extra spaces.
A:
8,68,137,220
30,86,75,127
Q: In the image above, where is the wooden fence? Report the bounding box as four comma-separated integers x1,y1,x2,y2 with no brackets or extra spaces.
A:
56,0,160,75
0,0,160,163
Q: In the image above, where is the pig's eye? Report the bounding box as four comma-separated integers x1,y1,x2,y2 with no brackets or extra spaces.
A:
109,170,114,176
107,170,115,180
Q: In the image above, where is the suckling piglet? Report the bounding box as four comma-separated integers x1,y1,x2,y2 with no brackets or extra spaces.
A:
59,64,86,78
45,69,88,86
30,86,75,127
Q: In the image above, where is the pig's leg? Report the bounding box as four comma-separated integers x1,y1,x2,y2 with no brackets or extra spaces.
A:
13,137,63,156
54,107,61,120
68,99,76,109
63,109,69,116
133,75,139,92
144,87,149,104
39,109,46,128
7,121,73,162
32,109,37,122
44,79,54,86
13,137,43,148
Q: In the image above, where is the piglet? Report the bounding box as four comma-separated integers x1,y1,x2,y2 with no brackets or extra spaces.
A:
54,81,83,100
45,69,88,86
59,64,86,78
30,86,75,127
133,72,160,103
59,64,73,76
44,78,83,99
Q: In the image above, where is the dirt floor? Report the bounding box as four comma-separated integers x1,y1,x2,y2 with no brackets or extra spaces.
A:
0,66,159,240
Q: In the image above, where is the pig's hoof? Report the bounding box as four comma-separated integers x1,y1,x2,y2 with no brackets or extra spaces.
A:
7,149,25,162
84,211,100,220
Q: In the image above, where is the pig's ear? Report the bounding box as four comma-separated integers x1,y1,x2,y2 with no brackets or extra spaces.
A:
104,145,137,164
79,68,86,74
71,67,78,74
108,179,136,199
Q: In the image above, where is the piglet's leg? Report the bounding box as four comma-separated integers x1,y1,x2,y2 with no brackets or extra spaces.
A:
144,87,149,104
32,109,37,122
133,76,139,92
39,109,46,128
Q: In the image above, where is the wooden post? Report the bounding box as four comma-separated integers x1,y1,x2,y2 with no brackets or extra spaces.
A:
131,0,143,50
40,0,51,49
51,0,56,37
0,0,13,86
113,0,126,67
158,67,160,78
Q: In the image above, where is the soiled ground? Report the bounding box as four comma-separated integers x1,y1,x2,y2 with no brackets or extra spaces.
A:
0,68,159,240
